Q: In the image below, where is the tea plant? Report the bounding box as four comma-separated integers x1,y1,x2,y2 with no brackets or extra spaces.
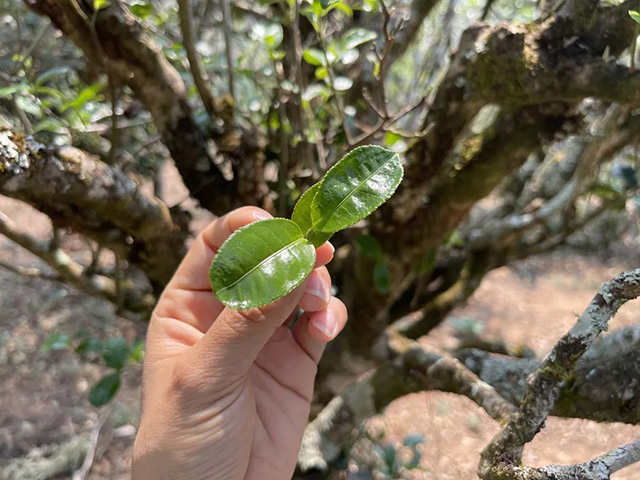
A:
209,145,403,309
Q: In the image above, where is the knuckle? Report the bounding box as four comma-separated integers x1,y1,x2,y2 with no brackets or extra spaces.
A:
234,306,269,326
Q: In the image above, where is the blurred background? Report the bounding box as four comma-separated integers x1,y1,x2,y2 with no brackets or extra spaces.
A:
1,0,640,478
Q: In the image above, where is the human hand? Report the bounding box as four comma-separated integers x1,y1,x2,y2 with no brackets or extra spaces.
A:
132,206,348,480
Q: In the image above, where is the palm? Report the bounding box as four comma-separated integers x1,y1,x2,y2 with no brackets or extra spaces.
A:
134,209,346,480
243,326,318,479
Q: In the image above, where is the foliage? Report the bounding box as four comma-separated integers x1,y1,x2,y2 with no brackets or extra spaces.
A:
42,328,144,407
2,1,640,476
210,145,402,309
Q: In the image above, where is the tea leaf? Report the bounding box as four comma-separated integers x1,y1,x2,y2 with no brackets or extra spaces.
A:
210,219,316,309
311,145,402,233
292,184,332,247
89,373,120,407
102,337,130,369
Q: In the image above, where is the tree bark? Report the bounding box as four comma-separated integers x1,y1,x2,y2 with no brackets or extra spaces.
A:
0,127,188,289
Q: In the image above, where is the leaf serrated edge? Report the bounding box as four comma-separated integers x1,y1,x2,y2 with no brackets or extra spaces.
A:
312,145,403,233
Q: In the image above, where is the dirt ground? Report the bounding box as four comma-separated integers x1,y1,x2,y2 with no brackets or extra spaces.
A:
1,188,639,479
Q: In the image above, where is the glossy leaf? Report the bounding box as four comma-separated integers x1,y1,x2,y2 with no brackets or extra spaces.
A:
210,219,316,309
343,28,377,49
292,184,332,247
89,372,120,407
333,76,353,91
303,48,325,66
311,145,403,233
630,10,640,24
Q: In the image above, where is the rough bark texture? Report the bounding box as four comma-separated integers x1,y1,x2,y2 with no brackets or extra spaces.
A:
299,337,515,473
0,127,187,289
24,0,268,213
300,318,640,474
6,0,640,477
480,270,640,479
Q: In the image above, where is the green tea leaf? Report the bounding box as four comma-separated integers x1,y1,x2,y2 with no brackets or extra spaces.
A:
343,28,377,49
130,2,153,18
61,82,105,112
89,372,120,407
0,85,25,98
75,337,102,354
129,340,145,364
630,10,640,23
94,0,110,10
102,337,130,369
333,76,353,91
303,48,326,66
210,219,316,309
292,184,333,247
311,145,403,233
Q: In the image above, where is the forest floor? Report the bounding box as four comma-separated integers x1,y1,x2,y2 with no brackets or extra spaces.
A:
1,181,639,479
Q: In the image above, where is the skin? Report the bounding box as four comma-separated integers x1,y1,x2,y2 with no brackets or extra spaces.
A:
132,206,348,480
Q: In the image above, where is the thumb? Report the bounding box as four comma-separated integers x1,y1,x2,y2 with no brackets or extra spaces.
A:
183,282,306,383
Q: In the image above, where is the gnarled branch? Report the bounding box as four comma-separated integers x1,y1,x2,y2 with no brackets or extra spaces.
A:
0,127,188,289
480,270,640,479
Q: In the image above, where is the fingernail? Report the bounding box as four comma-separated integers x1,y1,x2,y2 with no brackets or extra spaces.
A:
305,273,330,302
326,242,335,254
253,210,273,221
312,310,338,338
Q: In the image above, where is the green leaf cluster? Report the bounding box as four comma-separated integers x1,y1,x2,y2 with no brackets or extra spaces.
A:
210,145,403,309
41,329,144,407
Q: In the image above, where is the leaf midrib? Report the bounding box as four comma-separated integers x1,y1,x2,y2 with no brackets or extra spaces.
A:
218,237,308,294
315,156,395,232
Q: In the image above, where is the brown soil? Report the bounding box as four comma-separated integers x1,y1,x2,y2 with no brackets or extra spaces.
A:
1,187,639,479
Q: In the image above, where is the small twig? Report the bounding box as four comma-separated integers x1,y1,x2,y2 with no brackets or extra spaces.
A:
317,22,353,145
12,21,51,75
277,100,290,216
0,211,153,315
108,76,120,165
480,270,640,478
72,410,109,480
220,0,236,105
177,0,218,119
481,0,497,20
632,0,640,72
0,260,59,281
291,0,320,176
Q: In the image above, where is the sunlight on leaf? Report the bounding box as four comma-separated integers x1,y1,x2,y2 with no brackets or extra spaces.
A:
311,145,403,233
210,219,316,309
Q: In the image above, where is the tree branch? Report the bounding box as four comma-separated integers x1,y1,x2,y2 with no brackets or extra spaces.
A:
25,0,242,213
299,337,515,472
479,270,640,478
0,211,154,314
0,127,188,289
177,0,218,119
